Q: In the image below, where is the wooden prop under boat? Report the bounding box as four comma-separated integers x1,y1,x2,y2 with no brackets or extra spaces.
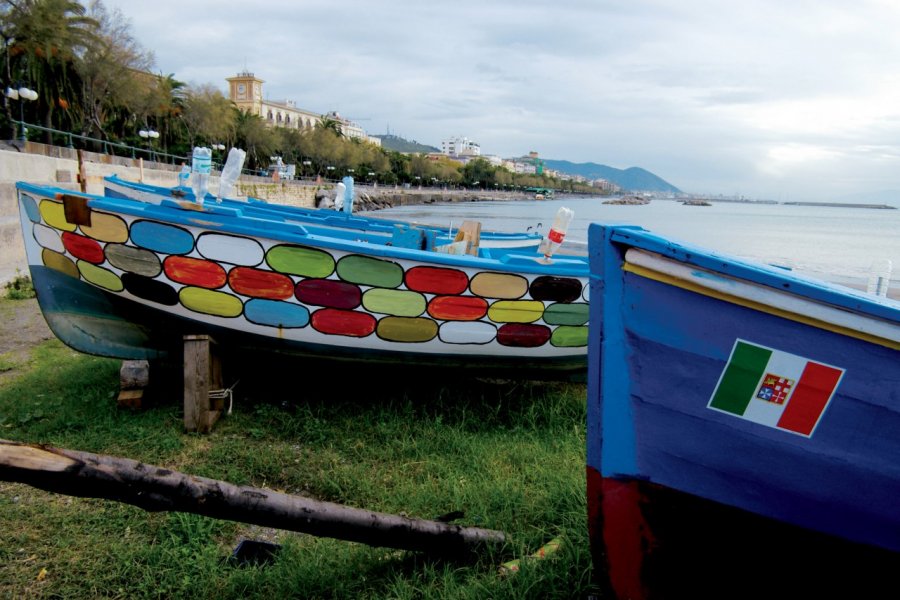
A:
16,182,589,381
586,223,900,598
102,174,544,251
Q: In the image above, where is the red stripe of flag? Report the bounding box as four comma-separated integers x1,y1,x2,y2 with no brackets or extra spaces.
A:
776,362,843,435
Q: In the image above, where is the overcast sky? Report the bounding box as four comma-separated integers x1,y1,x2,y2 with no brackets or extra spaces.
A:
99,0,900,202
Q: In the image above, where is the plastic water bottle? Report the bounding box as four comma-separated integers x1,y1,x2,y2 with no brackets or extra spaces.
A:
538,207,574,261
191,146,212,204
178,164,190,188
341,176,354,215
217,147,246,203
867,259,892,297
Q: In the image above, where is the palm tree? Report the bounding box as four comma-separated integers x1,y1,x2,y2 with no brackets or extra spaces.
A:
2,0,99,141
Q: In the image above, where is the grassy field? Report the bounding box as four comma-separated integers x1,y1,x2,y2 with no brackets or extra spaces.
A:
0,297,600,599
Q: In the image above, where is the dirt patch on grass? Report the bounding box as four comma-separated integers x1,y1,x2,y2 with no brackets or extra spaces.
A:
0,298,54,380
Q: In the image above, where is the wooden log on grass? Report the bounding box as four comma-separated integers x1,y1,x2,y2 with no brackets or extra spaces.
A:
0,439,505,555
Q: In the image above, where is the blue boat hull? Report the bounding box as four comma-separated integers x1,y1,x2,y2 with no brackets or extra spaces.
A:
586,224,900,597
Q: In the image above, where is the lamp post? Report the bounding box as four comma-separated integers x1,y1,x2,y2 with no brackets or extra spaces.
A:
138,129,159,161
302,160,312,179
326,165,335,180
368,171,376,188
6,86,38,141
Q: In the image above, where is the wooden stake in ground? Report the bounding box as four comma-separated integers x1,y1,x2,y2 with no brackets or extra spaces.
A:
0,439,506,555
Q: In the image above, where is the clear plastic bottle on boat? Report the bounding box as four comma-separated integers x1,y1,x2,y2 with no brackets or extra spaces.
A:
538,207,574,261
178,164,190,189
867,259,893,297
191,147,212,204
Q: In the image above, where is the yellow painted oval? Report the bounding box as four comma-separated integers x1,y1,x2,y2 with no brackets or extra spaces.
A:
42,248,79,278
179,286,243,317
487,300,545,323
469,272,528,299
80,211,128,243
39,200,77,232
77,261,124,292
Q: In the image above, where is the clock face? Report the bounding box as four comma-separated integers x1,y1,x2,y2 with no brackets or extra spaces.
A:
237,83,246,93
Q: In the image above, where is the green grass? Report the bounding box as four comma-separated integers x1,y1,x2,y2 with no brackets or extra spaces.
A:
0,341,600,599
3,272,35,300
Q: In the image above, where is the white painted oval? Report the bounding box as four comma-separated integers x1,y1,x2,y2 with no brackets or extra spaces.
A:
33,223,65,253
196,233,264,266
438,321,497,345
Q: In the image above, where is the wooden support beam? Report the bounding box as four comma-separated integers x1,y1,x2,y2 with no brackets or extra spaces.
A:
183,334,223,433
0,440,506,556
453,220,482,256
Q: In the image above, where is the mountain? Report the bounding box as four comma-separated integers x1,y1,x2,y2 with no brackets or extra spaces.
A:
542,159,681,193
373,134,439,154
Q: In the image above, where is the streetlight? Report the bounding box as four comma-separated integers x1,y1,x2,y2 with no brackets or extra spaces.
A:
302,160,312,178
326,165,335,179
6,86,38,141
138,128,159,161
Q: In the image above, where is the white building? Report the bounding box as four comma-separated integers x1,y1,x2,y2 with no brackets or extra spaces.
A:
441,136,481,157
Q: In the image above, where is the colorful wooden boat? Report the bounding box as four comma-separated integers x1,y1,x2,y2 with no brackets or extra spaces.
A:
102,174,544,250
15,182,590,380
587,224,900,598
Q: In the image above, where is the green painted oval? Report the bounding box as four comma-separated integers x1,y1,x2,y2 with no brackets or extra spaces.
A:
543,302,589,326
362,288,426,317
266,244,335,278
77,261,124,292
179,286,243,317
550,326,589,347
376,316,439,343
336,255,403,288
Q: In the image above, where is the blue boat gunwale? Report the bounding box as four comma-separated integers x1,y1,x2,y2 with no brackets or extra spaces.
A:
599,224,899,323
18,181,589,277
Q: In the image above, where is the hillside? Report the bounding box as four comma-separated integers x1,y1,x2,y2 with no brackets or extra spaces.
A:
373,134,439,154
542,159,681,193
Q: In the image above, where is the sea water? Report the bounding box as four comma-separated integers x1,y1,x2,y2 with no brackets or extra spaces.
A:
368,196,900,291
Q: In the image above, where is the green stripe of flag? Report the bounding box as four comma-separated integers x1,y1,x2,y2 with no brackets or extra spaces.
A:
710,341,772,415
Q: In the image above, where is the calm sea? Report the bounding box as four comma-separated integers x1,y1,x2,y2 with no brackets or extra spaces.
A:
366,196,900,291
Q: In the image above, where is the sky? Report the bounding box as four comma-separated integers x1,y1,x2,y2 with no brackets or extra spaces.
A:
98,0,900,203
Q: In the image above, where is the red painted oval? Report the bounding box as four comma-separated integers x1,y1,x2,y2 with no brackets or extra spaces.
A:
163,256,227,288
496,323,551,348
311,308,376,337
427,295,488,321
61,231,104,264
228,266,294,299
295,278,361,309
405,266,469,295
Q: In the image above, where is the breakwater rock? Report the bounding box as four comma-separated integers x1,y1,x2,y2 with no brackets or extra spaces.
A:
315,188,527,212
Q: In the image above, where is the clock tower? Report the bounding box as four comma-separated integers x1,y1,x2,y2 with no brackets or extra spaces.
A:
226,71,264,116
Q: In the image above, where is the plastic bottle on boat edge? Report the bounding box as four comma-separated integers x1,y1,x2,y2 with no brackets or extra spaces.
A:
538,206,574,261
178,164,190,188
867,259,893,297
191,146,212,204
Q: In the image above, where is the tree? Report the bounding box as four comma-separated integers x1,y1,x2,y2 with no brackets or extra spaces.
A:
234,108,276,171
181,83,236,149
2,0,99,141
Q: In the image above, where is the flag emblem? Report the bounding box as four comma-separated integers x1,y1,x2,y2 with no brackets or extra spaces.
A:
709,340,844,437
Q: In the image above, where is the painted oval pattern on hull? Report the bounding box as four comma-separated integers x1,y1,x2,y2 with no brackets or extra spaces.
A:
32,224,64,253
377,316,438,343
179,287,243,317
362,288,426,317
266,245,335,278
336,255,403,288
164,256,227,289
80,212,128,243
427,296,488,321
529,276,583,303
294,279,361,309
77,261,123,292
197,233,264,266
228,267,294,299
543,302,589,326
21,194,41,223
39,200,76,232
438,321,497,345
311,308,376,337
244,299,310,328
550,325,589,347
61,232,104,264
130,220,194,255
497,323,551,348
487,300,545,323
105,244,162,277
122,273,178,306
41,248,79,278
469,272,528,299
405,266,469,295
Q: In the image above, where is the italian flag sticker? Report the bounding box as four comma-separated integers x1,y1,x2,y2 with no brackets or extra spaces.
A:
708,339,844,437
